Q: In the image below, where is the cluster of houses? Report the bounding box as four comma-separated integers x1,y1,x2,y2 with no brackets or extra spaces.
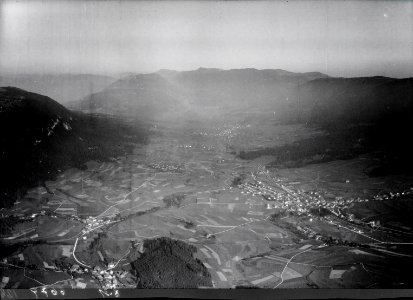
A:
204,123,242,140
239,181,296,203
91,266,130,290
296,225,322,240
92,267,119,289
177,144,215,152
81,216,110,236
372,187,413,201
177,144,193,149
217,128,238,139
193,131,209,137
239,177,413,241
148,162,184,173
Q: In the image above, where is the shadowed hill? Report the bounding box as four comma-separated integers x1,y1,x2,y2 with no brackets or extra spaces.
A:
284,77,413,125
131,237,212,288
68,73,187,119
0,87,149,208
0,74,115,104
237,77,413,176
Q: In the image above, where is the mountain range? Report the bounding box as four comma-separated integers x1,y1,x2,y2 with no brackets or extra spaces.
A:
68,68,330,116
67,68,412,126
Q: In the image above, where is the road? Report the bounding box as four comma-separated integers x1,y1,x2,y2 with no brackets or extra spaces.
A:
273,248,312,289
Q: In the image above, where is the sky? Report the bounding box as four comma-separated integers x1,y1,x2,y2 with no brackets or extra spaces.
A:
0,0,412,78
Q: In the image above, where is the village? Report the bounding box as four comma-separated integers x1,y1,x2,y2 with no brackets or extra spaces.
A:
238,170,413,235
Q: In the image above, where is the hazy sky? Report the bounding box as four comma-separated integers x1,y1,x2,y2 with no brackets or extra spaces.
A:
1,0,412,77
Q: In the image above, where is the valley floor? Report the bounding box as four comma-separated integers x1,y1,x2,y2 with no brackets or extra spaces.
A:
1,111,413,293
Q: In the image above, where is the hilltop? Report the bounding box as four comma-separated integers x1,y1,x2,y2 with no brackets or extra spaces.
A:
68,73,187,119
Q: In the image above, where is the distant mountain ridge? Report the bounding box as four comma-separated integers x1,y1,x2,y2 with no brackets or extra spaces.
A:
69,67,412,127
68,68,329,115
0,74,116,104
